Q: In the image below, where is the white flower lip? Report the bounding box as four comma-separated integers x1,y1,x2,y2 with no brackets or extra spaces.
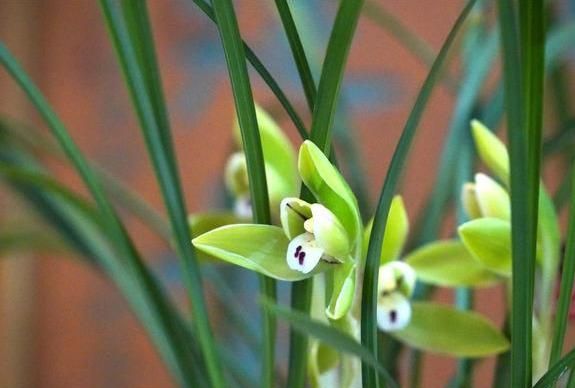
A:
282,201,348,273
286,232,324,274
377,292,412,332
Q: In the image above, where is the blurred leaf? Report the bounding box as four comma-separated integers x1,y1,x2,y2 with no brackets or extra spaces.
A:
406,240,501,287
393,302,510,357
262,300,398,388
100,1,224,385
458,218,511,277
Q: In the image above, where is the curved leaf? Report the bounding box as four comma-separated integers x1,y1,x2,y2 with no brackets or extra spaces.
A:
405,240,501,287
192,224,326,281
458,218,511,277
298,140,361,243
392,302,510,357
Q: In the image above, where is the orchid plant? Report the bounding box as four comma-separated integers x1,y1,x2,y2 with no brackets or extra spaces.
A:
192,108,511,386
1,0,574,387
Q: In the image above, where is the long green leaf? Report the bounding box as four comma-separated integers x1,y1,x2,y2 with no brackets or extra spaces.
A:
497,0,545,384
533,347,575,388
274,0,316,111
308,0,364,152
97,2,223,386
0,140,206,385
0,43,208,385
208,0,277,386
189,0,308,139
359,2,477,386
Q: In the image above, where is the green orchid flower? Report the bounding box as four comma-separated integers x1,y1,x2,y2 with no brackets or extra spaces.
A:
363,195,509,357
225,104,298,220
194,140,362,320
376,261,416,331
281,198,351,274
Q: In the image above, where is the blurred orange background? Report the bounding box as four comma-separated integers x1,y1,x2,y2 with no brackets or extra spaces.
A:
0,0,572,387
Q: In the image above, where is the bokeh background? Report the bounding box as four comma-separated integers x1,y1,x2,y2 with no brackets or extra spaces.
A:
0,0,572,387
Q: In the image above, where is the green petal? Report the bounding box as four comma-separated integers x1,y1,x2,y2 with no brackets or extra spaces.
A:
458,218,511,277
192,224,325,280
326,262,355,320
474,173,510,220
310,203,351,259
392,302,510,357
298,140,361,244
280,197,311,239
233,104,298,195
405,240,501,287
470,120,509,183
363,195,409,264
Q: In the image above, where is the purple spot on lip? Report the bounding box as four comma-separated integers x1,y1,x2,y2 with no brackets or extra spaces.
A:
298,251,306,265
294,245,302,258
390,310,397,323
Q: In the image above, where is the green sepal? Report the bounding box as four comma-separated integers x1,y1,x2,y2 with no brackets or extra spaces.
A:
405,240,501,287
192,224,326,280
363,195,409,264
326,262,355,320
233,104,298,195
392,302,510,357
188,212,244,264
298,140,361,245
474,173,510,220
310,203,351,259
458,218,511,277
188,212,245,236
470,120,509,182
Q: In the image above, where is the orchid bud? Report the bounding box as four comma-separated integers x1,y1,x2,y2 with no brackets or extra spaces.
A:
224,152,249,197
474,173,510,221
462,183,482,219
378,261,416,297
